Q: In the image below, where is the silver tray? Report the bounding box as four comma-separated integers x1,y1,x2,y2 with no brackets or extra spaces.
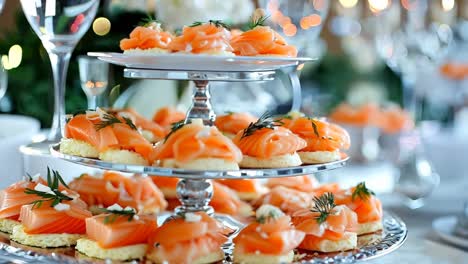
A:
50,144,348,179
0,211,407,263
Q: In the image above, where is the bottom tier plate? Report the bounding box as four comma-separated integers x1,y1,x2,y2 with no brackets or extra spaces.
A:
0,211,406,264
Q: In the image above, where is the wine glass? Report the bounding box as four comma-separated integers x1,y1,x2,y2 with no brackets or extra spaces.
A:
260,0,330,112
0,62,6,103
20,0,99,142
78,56,109,109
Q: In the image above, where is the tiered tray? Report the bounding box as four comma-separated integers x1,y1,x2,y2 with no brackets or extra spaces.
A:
3,53,407,263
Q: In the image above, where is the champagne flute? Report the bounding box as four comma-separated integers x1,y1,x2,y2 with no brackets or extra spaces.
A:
20,0,99,142
260,0,330,112
78,56,109,109
0,62,6,103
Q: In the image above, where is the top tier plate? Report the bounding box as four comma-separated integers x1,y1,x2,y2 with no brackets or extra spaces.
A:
88,52,313,72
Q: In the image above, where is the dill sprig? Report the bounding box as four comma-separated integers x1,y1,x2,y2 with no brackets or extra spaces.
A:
352,182,375,201
164,120,187,142
138,14,160,27
248,15,269,30
122,116,138,131
311,192,336,224
308,117,320,138
103,208,136,224
24,168,72,209
190,20,230,29
94,113,122,131
256,211,280,224
25,173,34,182
241,112,283,139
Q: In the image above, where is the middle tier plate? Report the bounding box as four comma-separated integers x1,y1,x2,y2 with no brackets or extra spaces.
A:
50,144,347,179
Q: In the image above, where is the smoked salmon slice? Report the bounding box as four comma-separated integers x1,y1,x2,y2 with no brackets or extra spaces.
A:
19,199,91,235
69,171,167,214
168,22,234,54
377,106,414,134
148,212,229,263
266,175,319,193
252,186,313,215
116,108,166,142
214,112,257,137
233,126,307,159
85,212,157,248
233,205,304,255
335,182,383,224
282,116,350,152
152,106,186,130
329,103,380,127
210,181,252,217
214,179,266,200
152,120,242,164
120,23,173,51
291,193,358,251
150,176,179,198
0,177,46,221
231,26,297,57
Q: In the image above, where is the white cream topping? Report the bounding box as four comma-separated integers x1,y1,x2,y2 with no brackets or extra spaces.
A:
106,203,123,211
30,173,41,182
196,126,212,138
184,212,202,222
34,183,55,195
256,204,285,220
53,203,70,211
191,119,204,126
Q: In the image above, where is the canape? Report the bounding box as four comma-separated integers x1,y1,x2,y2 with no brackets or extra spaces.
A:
168,20,235,56
281,112,350,164
232,113,307,168
231,16,297,57
120,21,173,54
335,182,383,235
215,179,267,201
211,181,253,218
151,176,179,199
233,205,304,264
11,169,92,248
328,103,380,127
147,212,230,264
0,174,45,234
152,119,242,170
265,175,319,193
252,186,313,215
292,193,358,252
214,112,257,139
61,108,153,165
116,108,166,143
69,171,167,214
75,204,157,260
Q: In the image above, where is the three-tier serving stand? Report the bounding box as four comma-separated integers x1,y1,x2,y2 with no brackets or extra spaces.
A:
6,53,408,263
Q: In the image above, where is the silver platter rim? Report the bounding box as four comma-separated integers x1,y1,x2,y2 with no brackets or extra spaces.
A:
50,144,348,179
0,211,407,263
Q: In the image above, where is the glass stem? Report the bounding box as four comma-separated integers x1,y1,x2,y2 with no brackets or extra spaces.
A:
48,51,71,142
401,74,420,122
86,94,98,109
289,70,302,112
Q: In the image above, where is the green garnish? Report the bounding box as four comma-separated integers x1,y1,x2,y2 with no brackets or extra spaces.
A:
138,14,160,27
94,112,137,131
24,168,73,209
311,192,336,224
190,20,230,29
352,182,375,201
103,208,136,224
248,15,269,30
309,118,320,137
24,173,34,182
164,120,187,142
241,112,283,139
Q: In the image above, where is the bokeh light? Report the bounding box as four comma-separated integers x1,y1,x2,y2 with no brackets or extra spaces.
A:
93,17,111,36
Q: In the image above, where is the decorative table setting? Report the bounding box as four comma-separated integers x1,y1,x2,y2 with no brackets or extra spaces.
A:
0,0,467,263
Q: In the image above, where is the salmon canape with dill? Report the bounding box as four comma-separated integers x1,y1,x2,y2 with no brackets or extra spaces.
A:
281,112,350,164
76,204,157,260
120,19,173,54
214,112,257,139
10,169,92,248
151,118,242,170
147,212,231,264
233,205,305,264
335,182,383,235
292,193,358,252
232,112,307,168
61,108,153,165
